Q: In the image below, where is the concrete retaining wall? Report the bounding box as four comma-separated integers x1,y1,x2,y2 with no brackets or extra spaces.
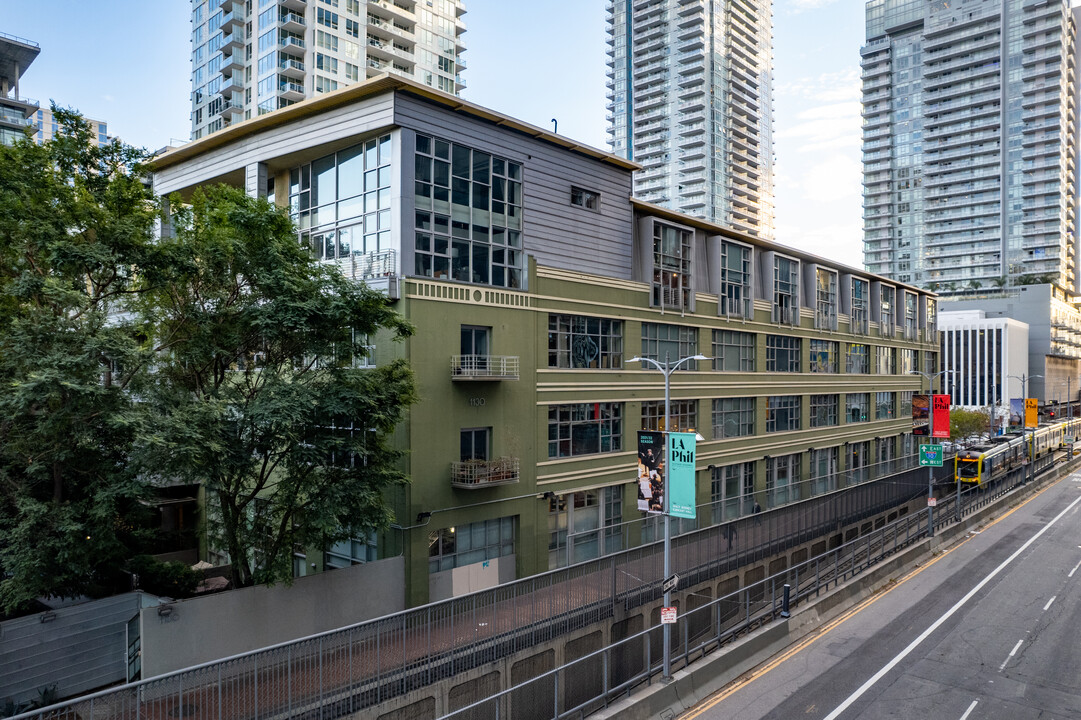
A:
139,556,404,678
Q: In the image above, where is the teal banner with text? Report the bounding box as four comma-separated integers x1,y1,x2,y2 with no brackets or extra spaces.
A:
667,432,697,519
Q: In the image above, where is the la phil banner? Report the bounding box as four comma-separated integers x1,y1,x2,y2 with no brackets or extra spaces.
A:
932,394,950,439
667,432,697,520
637,430,665,514
913,394,950,438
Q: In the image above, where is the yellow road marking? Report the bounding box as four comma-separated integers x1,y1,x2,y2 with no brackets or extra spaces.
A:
680,479,1060,720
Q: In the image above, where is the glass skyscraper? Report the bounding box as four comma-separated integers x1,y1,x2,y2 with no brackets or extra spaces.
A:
606,0,775,238
862,0,1079,292
190,0,466,140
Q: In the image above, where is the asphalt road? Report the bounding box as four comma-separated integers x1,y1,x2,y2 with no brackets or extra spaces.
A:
682,471,1081,720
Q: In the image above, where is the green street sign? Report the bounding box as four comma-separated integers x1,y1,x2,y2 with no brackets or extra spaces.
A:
919,443,944,467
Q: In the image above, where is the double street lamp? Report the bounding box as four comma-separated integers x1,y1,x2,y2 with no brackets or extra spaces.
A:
1008,373,1042,483
628,352,708,682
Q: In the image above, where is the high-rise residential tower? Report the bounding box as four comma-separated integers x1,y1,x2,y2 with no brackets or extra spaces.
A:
0,31,39,146
606,0,775,238
861,0,1079,292
190,0,466,140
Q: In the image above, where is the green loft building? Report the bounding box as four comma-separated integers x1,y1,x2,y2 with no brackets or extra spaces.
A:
153,75,940,607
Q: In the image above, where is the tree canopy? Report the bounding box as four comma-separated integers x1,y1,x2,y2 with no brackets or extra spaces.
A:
137,186,416,588
0,109,160,611
949,408,991,446
0,110,417,608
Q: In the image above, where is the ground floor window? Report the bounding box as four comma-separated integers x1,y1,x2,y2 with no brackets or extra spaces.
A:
767,453,802,507
429,516,515,574
710,461,755,523
548,486,622,569
325,531,378,569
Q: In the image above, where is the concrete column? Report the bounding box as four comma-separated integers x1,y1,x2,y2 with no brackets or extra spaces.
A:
245,161,268,199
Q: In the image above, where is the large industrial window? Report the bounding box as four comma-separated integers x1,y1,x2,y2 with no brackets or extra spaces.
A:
414,133,524,289
547,403,623,458
713,397,755,438
548,315,623,369
766,335,801,373
641,323,698,370
767,395,801,432
713,330,755,372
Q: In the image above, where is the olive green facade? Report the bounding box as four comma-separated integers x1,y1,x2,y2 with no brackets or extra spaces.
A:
151,75,939,609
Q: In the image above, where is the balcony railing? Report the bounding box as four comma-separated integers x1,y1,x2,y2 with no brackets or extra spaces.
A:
451,355,520,381
451,457,520,489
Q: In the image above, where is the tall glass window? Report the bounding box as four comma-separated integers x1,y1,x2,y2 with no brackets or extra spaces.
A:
851,278,869,333
773,256,799,324
720,240,752,318
653,223,692,309
291,134,393,266
767,453,801,507
548,487,622,569
414,134,524,288
710,461,755,522
815,268,837,330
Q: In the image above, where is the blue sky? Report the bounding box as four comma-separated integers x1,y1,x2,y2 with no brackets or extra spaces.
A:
4,0,866,264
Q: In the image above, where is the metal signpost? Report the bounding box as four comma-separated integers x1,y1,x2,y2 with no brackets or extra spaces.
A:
628,352,707,682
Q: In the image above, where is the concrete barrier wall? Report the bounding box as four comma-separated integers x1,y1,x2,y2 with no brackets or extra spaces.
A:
139,556,404,678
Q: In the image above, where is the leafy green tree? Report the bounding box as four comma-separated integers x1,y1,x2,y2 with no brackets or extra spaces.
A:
950,408,991,446
0,109,159,611
138,186,416,588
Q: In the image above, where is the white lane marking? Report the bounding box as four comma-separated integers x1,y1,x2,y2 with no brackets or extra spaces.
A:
1070,559,1081,578
822,493,1081,720
1044,596,1057,611
959,700,978,720
999,639,1023,671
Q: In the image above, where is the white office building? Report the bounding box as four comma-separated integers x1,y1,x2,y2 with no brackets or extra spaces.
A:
861,0,1079,291
939,309,1028,408
190,0,466,140
606,0,775,237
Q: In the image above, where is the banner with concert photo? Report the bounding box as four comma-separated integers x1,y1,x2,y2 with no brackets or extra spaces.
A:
636,430,665,514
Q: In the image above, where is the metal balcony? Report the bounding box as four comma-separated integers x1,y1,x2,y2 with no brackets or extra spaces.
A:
451,355,520,381
451,457,520,490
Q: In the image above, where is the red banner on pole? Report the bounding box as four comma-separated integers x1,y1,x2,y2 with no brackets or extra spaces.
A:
932,394,951,439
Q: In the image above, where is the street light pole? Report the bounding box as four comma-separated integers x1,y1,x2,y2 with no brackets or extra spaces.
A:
628,352,708,682
910,369,952,533
1008,373,1042,484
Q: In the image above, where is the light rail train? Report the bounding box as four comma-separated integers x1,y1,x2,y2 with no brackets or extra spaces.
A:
953,415,1081,486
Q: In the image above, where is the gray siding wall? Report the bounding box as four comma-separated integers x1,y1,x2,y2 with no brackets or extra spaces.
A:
393,94,636,280
139,556,403,679
0,593,146,706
